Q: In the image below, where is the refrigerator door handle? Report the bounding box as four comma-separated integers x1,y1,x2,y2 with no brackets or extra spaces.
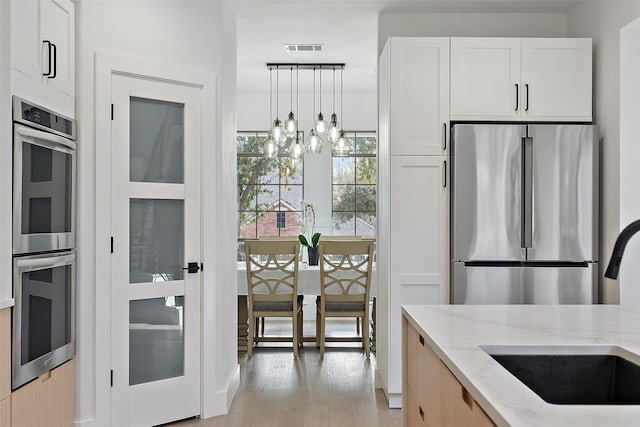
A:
522,136,533,248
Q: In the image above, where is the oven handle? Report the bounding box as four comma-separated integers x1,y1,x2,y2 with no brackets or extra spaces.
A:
16,253,76,270
16,126,76,151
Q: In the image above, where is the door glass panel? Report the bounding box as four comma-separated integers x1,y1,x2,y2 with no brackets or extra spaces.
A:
21,143,72,233
130,97,184,183
129,297,184,385
130,199,184,284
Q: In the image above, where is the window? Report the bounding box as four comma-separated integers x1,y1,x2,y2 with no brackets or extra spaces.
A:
237,131,304,241
332,131,377,237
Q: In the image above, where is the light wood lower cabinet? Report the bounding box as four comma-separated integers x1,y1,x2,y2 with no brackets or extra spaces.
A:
0,396,10,426
0,308,11,399
403,317,496,427
11,360,74,427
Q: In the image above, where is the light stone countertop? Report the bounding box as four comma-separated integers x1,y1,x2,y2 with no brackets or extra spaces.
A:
402,304,640,427
0,298,14,310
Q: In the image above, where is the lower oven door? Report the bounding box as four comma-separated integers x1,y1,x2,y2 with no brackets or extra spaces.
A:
12,251,75,389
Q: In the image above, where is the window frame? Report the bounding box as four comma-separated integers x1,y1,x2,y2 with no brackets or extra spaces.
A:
331,130,377,237
236,130,305,241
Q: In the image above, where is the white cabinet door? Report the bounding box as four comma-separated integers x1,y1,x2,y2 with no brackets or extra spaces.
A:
41,0,75,97
386,155,449,394
10,0,41,79
10,0,75,114
450,38,521,118
521,38,591,120
390,156,448,305
390,38,449,155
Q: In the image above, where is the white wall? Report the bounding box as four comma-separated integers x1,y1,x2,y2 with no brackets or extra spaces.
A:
0,0,11,304
236,88,377,233
567,1,640,304
378,12,568,52
620,17,640,305
76,1,237,425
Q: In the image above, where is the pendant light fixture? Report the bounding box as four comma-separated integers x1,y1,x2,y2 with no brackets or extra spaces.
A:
284,66,297,136
305,67,324,153
314,66,327,134
289,131,304,159
263,67,278,158
269,66,287,145
327,68,340,143
334,67,350,154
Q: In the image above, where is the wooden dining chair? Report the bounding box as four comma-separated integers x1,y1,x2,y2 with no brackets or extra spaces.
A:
245,240,303,358
316,240,375,359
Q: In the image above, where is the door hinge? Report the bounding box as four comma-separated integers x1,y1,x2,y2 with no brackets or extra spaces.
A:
110,237,114,253
110,370,113,387
111,104,114,120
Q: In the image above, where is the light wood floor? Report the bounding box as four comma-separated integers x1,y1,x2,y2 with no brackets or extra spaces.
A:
169,320,401,427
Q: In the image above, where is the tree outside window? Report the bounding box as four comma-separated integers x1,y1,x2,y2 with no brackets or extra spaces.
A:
332,132,376,238
237,132,304,244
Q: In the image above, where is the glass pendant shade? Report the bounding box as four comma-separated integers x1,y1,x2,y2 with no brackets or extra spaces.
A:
304,129,323,154
315,112,327,134
270,119,287,144
284,112,297,136
263,136,278,158
334,130,350,154
327,113,339,143
289,139,304,159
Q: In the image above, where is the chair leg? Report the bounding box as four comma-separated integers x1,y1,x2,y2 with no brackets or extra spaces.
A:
316,309,320,347
356,318,360,335
247,315,254,359
363,315,370,360
298,309,304,347
254,317,259,339
261,317,265,336
320,312,326,359
292,312,299,359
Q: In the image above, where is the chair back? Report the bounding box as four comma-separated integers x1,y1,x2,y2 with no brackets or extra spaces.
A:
245,240,300,304
319,240,374,304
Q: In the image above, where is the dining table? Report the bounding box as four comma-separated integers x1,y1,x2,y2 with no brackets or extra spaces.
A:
236,262,377,350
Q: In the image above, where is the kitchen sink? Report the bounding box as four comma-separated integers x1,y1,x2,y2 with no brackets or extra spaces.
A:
482,346,640,405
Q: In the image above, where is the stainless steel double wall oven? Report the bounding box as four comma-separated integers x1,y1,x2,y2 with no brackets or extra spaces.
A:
12,96,76,389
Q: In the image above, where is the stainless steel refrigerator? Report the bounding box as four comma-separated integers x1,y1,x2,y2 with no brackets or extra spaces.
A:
451,124,598,304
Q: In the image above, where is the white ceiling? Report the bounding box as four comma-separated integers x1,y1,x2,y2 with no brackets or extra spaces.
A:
233,0,583,93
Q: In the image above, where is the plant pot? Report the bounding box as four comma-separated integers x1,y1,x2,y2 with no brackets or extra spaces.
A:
307,246,319,266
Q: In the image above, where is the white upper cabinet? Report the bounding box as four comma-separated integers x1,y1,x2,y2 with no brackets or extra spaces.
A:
388,38,449,155
40,0,75,97
521,38,592,120
10,0,75,116
451,37,592,121
451,38,521,118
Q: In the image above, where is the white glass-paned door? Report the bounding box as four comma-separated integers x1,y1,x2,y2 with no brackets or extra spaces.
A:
110,73,201,427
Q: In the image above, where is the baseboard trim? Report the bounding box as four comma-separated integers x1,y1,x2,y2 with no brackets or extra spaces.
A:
202,363,240,418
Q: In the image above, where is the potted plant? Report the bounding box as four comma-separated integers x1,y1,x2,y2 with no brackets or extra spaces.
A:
299,232,321,266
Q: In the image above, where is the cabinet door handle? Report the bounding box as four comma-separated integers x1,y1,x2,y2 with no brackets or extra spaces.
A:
443,160,447,188
49,43,57,79
525,83,529,111
418,335,425,346
515,83,519,111
442,123,447,151
42,40,52,76
418,405,425,421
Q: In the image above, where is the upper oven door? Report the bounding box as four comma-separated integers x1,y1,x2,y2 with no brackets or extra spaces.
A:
13,125,77,254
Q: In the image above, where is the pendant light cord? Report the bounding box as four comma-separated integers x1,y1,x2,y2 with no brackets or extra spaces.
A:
340,67,344,125
269,67,272,125
290,67,293,112
296,66,299,120
332,69,336,114
319,67,322,113
313,68,316,119
276,66,280,119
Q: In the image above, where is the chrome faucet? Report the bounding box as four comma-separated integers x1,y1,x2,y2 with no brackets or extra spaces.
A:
605,219,640,279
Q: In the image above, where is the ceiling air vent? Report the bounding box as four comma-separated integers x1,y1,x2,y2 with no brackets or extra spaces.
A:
285,44,323,53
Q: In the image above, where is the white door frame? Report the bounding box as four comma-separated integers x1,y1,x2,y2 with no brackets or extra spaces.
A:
94,52,219,425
